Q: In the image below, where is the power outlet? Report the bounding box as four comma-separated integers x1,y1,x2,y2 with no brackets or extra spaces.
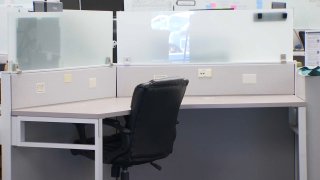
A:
64,73,72,83
242,74,257,84
89,78,97,88
35,82,45,93
198,68,212,78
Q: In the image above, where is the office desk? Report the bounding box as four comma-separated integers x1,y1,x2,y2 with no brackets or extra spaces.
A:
11,95,306,180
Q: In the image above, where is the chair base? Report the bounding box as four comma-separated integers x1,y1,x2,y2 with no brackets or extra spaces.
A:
121,170,129,180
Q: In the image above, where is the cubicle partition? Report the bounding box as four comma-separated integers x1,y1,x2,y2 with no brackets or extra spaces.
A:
117,63,295,97
116,9,295,97
10,66,116,109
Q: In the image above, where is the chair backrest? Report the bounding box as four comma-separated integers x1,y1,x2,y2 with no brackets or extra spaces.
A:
128,78,189,161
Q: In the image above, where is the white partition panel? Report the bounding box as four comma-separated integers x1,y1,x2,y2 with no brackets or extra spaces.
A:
117,63,295,97
117,9,293,64
10,66,116,109
8,10,113,70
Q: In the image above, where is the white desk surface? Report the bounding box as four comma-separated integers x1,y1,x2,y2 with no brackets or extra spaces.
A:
12,95,306,119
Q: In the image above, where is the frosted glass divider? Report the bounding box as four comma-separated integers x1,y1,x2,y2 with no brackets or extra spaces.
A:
189,9,293,63
117,10,293,65
0,6,8,54
8,10,113,71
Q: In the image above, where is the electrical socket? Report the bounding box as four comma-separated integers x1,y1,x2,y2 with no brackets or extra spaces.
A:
198,68,212,78
242,74,257,84
89,78,97,88
64,73,72,83
35,82,45,93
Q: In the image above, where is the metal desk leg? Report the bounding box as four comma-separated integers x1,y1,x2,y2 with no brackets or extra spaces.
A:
298,107,307,180
95,119,104,180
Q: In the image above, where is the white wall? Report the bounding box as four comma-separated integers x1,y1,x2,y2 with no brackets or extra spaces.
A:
125,0,319,29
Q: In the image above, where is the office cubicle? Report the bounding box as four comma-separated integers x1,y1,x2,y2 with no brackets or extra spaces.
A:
0,8,307,180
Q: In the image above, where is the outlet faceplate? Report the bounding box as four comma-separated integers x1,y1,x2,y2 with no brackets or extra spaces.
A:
89,78,97,88
198,68,212,78
64,73,73,83
36,82,45,93
242,74,257,84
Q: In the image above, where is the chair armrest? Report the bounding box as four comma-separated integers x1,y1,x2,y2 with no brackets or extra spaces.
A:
74,124,87,144
102,118,132,162
103,118,131,134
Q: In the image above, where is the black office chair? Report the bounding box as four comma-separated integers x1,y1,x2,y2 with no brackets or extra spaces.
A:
71,78,189,180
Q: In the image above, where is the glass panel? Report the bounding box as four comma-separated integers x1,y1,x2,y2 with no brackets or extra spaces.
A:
10,0,33,10
8,10,113,70
0,6,8,54
189,10,293,63
117,11,192,64
117,10,293,65
285,0,320,29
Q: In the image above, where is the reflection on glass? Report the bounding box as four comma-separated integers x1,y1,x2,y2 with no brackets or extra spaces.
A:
151,12,192,62
117,10,293,64
9,11,113,70
117,11,193,64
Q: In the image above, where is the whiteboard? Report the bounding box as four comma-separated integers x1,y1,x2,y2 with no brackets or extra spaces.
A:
174,0,257,10
124,0,173,11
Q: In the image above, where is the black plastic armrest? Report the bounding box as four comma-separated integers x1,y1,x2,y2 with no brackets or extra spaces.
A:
106,131,131,160
103,118,131,134
74,124,87,144
103,118,120,126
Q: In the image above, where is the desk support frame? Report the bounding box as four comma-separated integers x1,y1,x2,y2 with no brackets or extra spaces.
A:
11,116,104,180
298,107,307,180
4,94,307,180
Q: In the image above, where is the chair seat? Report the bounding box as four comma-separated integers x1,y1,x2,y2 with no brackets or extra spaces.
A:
72,134,122,163
72,133,171,166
